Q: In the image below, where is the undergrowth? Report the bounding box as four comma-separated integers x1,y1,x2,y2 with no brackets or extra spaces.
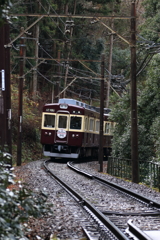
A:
11,75,43,165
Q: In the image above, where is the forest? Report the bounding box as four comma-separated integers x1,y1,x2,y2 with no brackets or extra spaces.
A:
0,1,160,238
0,0,160,163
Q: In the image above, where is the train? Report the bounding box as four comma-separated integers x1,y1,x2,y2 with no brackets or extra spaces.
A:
40,98,115,159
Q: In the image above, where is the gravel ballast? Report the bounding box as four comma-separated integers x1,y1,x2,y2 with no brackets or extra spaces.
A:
13,160,160,240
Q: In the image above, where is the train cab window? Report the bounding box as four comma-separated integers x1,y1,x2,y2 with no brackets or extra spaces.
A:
95,120,100,132
89,118,94,131
58,115,68,128
70,116,82,130
104,122,110,134
44,114,55,128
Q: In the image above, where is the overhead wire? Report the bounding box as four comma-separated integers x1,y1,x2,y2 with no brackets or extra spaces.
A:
10,1,124,99
36,0,68,40
39,44,100,80
38,41,114,96
37,48,102,99
26,59,57,85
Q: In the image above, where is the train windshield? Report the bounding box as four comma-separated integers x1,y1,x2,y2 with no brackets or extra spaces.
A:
70,116,82,130
58,115,68,128
44,114,55,128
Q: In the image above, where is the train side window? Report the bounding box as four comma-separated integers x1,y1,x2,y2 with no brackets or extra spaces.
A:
110,122,115,134
85,117,88,131
89,118,94,131
95,120,100,132
58,115,68,128
104,122,110,134
44,114,55,128
70,116,82,130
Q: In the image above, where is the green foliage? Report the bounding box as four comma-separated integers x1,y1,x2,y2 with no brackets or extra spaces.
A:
9,0,160,164
0,0,6,4
0,152,50,239
140,0,160,42
150,116,160,161
110,93,131,158
138,54,160,161
80,37,104,71
142,0,160,18
111,54,160,162
0,0,9,26
11,77,42,163
111,47,130,76
138,54,160,130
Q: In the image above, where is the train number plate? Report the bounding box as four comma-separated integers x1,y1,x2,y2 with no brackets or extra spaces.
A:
57,129,67,139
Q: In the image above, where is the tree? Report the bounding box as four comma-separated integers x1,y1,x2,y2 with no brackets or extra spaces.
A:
140,0,160,43
138,54,160,161
9,0,122,102
0,0,7,26
110,53,160,162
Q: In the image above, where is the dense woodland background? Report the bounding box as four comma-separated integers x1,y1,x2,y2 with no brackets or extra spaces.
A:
0,0,160,163
0,1,160,238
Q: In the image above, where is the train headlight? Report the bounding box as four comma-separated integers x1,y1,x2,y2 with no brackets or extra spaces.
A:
72,134,79,138
45,132,52,136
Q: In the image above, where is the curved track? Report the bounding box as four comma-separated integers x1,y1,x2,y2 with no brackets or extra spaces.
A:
44,159,160,240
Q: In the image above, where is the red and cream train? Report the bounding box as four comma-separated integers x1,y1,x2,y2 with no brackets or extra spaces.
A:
40,98,115,159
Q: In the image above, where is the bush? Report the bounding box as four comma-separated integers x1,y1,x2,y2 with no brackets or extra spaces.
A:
0,152,50,239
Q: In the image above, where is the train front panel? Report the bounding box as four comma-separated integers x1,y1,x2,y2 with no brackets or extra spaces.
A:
41,103,85,158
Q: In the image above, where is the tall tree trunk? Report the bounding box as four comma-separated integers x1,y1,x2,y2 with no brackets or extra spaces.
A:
73,0,77,14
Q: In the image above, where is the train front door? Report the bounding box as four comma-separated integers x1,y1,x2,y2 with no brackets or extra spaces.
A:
55,114,69,143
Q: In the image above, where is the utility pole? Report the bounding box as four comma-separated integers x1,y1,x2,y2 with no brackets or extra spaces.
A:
0,20,12,163
54,50,61,102
106,18,114,108
4,22,12,158
98,54,105,172
63,61,69,98
130,0,139,183
17,28,25,166
63,19,74,98
0,23,7,153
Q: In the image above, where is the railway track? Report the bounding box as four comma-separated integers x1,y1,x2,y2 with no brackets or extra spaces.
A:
44,159,160,240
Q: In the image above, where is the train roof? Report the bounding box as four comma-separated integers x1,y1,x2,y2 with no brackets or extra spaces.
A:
44,98,111,116
58,98,111,114
58,98,96,111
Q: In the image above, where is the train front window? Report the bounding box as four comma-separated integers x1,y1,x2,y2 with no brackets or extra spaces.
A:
44,114,55,128
58,115,68,128
70,116,82,130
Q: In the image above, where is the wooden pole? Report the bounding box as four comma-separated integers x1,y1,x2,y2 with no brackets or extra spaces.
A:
130,0,139,183
17,28,25,166
98,54,105,172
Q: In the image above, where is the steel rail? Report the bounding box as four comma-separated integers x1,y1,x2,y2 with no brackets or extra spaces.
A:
43,159,128,240
68,161,160,209
126,220,152,240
